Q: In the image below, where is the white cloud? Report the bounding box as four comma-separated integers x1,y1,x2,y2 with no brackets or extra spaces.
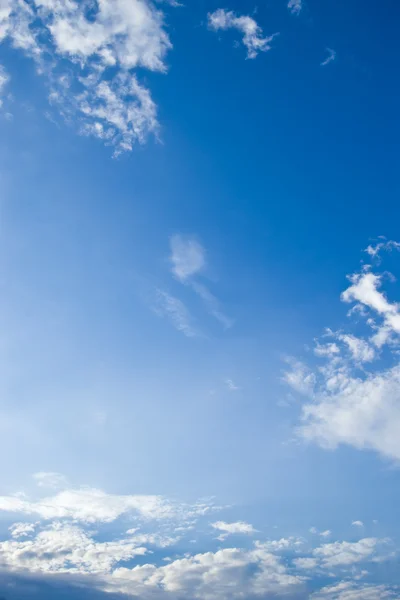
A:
9,522,37,538
0,63,9,106
342,271,400,347
225,378,239,391
321,48,336,66
154,289,197,337
0,0,11,41
0,485,216,524
0,476,396,600
170,235,206,282
314,342,340,358
208,9,277,59
320,530,332,538
283,248,400,462
0,521,148,574
313,538,385,568
293,557,318,570
282,357,315,396
33,472,68,489
211,520,256,541
352,521,364,528
168,235,232,330
365,238,400,261
288,0,302,16
311,581,398,599
337,334,375,363
0,0,172,152
110,546,303,599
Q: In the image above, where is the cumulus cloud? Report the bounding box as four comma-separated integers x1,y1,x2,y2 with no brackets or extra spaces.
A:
0,476,396,600
321,48,336,66
211,520,257,541
311,581,398,599
352,521,364,528
312,538,385,568
284,242,400,462
208,9,277,59
0,0,172,153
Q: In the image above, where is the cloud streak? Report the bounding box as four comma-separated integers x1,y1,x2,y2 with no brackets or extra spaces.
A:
208,9,278,59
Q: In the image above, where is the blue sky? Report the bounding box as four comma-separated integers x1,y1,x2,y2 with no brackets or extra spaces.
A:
0,0,400,598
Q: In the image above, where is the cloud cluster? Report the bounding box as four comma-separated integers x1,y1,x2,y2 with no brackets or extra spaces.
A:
0,0,171,153
208,9,277,59
284,240,400,462
0,475,397,600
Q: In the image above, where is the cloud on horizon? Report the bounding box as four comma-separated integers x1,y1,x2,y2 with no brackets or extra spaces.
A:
0,473,398,600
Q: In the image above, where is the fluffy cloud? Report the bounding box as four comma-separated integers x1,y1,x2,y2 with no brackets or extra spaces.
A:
0,521,148,574
284,242,400,462
0,485,216,524
311,581,398,599
0,476,397,600
312,538,384,568
0,0,171,153
211,520,257,541
208,9,277,59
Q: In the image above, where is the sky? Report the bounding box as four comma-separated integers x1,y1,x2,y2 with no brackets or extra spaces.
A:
0,0,400,598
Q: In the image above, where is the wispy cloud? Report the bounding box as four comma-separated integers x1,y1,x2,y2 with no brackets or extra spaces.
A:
321,48,336,66
225,378,239,391
170,234,206,282
0,63,9,107
208,9,278,59
288,0,302,16
168,235,233,329
154,289,197,337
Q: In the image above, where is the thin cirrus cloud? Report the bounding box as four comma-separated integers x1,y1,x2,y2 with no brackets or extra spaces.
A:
208,8,278,59
0,64,9,106
321,47,336,66
154,288,197,338
169,234,233,330
0,0,172,154
283,239,400,463
0,473,397,599
288,0,303,16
